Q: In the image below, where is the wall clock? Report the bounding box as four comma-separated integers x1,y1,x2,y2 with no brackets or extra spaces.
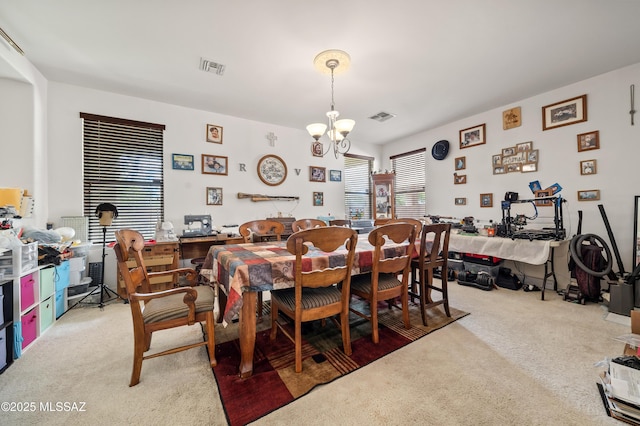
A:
257,154,287,186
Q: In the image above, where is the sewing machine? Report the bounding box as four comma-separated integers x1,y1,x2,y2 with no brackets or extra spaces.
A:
182,214,213,237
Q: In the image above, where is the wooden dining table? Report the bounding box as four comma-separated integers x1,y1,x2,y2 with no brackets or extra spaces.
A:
200,236,411,378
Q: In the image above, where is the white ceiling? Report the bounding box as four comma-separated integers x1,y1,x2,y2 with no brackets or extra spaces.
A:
1,1,639,146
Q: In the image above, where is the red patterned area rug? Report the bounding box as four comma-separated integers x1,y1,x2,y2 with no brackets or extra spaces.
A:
212,301,468,426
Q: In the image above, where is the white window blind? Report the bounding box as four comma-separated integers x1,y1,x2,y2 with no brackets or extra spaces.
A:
344,154,373,220
391,148,426,219
81,113,165,242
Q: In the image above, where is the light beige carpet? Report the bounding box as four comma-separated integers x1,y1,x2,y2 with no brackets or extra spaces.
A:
0,282,629,425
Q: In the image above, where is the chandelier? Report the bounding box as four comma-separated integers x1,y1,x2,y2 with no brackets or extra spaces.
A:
306,49,355,158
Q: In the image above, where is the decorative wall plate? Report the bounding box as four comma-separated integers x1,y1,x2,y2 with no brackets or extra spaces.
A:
257,154,287,186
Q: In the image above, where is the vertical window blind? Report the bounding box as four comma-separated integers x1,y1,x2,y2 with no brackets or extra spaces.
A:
343,154,373,220
391,148,426,219
81,113,165,242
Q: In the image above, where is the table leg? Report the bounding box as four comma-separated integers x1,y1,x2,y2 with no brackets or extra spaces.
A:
540,247,556,301
238,291,257,378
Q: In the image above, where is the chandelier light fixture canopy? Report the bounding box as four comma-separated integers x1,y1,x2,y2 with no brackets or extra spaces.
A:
306,49,355,158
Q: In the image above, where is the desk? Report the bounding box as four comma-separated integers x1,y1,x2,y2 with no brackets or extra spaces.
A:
449,233,570,299
201,239,409,378
178,235,244,260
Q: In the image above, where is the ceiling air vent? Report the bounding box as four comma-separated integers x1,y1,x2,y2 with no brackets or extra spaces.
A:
200,58,226,76
368,111,396,122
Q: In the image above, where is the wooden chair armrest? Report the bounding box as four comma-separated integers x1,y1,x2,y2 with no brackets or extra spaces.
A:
130,286,199,323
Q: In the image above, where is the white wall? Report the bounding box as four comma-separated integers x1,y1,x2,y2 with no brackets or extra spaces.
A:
46,82,381,234
383,62,640,272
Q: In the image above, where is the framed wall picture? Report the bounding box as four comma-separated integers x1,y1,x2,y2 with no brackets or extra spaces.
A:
257,154,287,186
313,191,324,206
310,166,326,182
206,187,223,205
492,154,502,166
578,189,600,201
454,173,467,184
206,124,223,143
172,153,194,170
202,154,228,175
521,163,537,173
455,197,467,206
516,141,532,152
542,94,587,130
502,147,515,156
577,130,599,152
526,149,539,163
580,159,597,175
493,166,506,175
529,181,542,193
312,141,323,157
534,189,553,206
329,169,342,182
502,107,521,130
459,123,486,149
455,156,466,170
480,193,493,208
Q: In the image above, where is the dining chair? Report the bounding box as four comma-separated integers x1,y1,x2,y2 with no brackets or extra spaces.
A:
373,218,393,226
270,226,358,373
329,219,351,227
350,222,416,344
409,223,452,326
113,229,216,386
239,219,286,319
291,218,327,232
384,218,424,300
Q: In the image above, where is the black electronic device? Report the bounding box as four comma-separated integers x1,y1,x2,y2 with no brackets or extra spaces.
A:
500,195,566,240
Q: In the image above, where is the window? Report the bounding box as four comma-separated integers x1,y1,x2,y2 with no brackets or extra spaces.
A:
344,154,373,220
81,113,165,242
391,148,426,219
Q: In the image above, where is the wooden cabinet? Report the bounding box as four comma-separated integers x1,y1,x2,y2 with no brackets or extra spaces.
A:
371,172,396,220
116,241,179,299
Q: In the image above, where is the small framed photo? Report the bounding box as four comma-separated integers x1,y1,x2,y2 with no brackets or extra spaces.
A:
455,156,466,170
535,189,553,206
529,180,542,193
542,94,587,130
329,169,342,182
206,124,223,143
516,141,533,152
526,150,539,163
206,187,223,205
480,193,493,208
172,153,194,170
493,166,506,175
546,183,562,194
309,166,326,182
313,191,324,206
502,147,516,157
577,130,599,152
459,123,486,149
492,154,502,166
202,154,228,175
580,159,597,175
578,189,600,201
455,197,467,206
312,141,324,157
521,163,538,173
454,173,467,184
506,164,521,173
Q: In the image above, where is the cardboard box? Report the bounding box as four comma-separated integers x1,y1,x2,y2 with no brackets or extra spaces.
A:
623,311,640,356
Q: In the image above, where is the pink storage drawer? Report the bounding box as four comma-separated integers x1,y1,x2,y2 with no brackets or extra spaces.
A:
20,273,37,312
21,308,38,349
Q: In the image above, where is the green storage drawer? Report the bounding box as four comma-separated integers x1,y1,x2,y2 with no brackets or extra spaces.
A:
39,296,54,333
40,266,55,302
